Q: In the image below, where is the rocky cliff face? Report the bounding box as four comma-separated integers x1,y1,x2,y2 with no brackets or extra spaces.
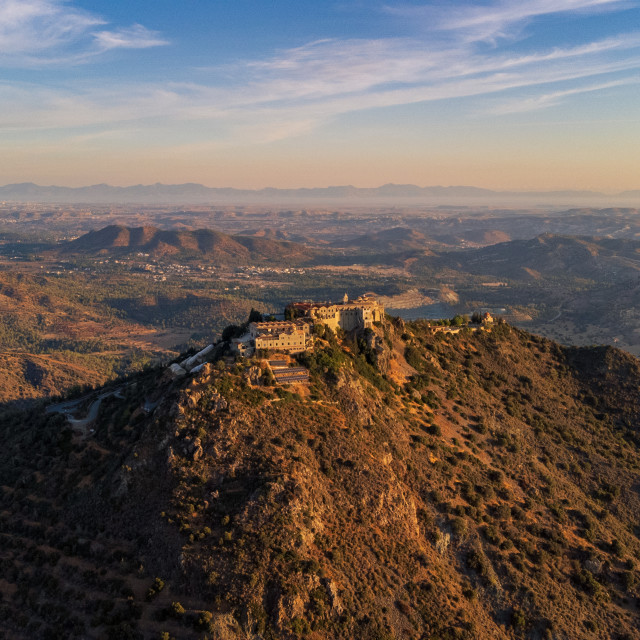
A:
1,321,640,639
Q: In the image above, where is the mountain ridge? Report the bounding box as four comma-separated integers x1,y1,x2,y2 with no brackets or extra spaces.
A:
2,182,637,204
410,233,640,282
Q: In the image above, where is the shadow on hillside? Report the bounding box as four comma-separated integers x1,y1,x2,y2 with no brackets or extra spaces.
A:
0,396,50,414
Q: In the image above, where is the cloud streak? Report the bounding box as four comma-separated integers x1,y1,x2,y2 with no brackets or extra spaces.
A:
0,0,639,145
2,34,639,144
92,25,170,52
0,0,167,65
387,0,630,43
488,77,640,114
229,33,640,107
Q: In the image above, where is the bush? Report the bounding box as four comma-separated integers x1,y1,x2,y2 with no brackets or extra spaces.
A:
622,571,637,592
610,538,624,557
291,616,310,636
195,610,213,632
404,345,424,370
167,602,185,619
574,569,604,597
511,608,527,631
451,517,467,537
482,525,500,545
145,577,165,601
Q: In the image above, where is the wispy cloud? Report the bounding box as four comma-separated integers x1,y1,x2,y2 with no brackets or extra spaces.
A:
0,0,639,143
3,33,639,144
489,77,640,114
387,0,630,43
0,0,167,65
92,25,169,52
228,33,640,106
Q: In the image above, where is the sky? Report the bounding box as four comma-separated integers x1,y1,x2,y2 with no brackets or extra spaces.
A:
1,0,640,191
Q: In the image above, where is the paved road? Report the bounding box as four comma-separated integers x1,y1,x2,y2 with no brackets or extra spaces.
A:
67,392,112,431
45,392,95,415
46,386,126,434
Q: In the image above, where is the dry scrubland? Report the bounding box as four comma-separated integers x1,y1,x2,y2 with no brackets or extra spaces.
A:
1,319,640,639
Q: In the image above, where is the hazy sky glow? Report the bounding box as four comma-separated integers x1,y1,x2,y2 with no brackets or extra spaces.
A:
1,0,640,190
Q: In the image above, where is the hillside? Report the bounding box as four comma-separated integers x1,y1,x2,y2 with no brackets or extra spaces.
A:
0,352,104,405
63,225,313,264
1,321,640,639
0,269,264,404
237,228,323,246
0,272,160,404
334,227,433,253
433,234,640,281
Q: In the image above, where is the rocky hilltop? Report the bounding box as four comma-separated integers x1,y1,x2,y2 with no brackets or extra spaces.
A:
1,320,640,639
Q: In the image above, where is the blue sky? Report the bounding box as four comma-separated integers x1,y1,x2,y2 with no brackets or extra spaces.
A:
1,0,640,190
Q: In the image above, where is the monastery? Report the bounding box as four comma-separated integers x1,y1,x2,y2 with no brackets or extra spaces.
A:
232,294,384,356
286,294,385,331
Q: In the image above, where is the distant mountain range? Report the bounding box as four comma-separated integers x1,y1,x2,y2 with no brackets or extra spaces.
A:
2,182,640,204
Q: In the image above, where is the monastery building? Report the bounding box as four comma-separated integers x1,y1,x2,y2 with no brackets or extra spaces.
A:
286,294,384,331
232,294,384,356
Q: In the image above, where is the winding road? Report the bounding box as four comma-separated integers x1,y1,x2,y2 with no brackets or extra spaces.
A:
46,387,125,435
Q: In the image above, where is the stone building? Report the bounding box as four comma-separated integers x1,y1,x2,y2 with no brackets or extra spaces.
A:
232,320,311,356
251,321,310,353
286,294,384,331
230,295,384,358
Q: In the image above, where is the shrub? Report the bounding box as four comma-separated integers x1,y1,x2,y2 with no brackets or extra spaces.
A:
404,346,424,371
145,577,165,601
195,610,213,632
168,602,185,619
574,570,604,598
608,538,623,557
451,517,467,537
291,616,310,636
467,548,489,579
595,482,621,503
511,608,527,631
482,525,500,545
622,571,637,592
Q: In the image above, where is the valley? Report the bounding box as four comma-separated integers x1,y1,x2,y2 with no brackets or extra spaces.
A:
3,203,640,404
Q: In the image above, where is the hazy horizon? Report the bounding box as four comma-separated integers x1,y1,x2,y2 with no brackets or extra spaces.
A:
2,180,640,208
0,180,640,196
1,179,639,194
